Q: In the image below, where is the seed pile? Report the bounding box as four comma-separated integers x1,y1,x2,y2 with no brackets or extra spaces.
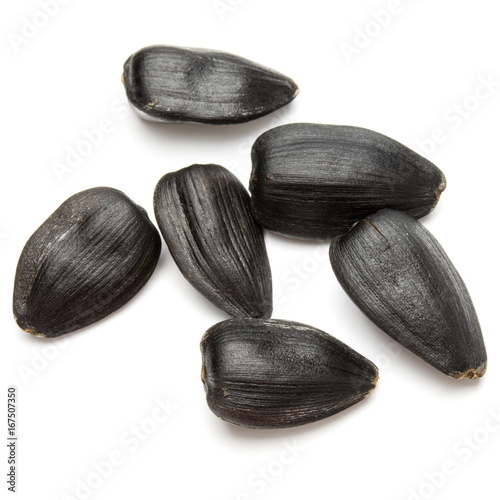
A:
13,45,487,429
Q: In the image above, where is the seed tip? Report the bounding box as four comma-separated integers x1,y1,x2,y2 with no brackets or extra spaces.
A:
432,174,447,209
368,373,379,395
451,362,487,380
24,327,46,338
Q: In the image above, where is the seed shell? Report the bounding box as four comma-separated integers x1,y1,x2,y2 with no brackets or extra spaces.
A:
122,45,299,124
13,187,161,338
250,123,446,239
201,318,379,429
330,209,487,379
154,164,272,319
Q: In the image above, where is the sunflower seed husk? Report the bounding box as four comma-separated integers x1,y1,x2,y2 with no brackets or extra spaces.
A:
13,187,161,338
250,123,446,240
122,45,299,125
154,164,272,319
200,318,378,429
330,209,487,379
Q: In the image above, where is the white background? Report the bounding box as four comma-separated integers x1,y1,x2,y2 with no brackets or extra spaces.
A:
1,1,499,499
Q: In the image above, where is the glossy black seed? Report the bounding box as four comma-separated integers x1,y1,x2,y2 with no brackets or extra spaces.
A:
330,209,487,379
13,187,161,338
250,123,446,240
201,318,378,429
154,164,272,319
122,45,299,125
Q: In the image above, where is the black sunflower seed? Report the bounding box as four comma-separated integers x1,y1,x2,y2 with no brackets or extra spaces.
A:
330,209,487,379
122,45,299,124
201,318,378,429
154,164,272,319
250,123,446,239
13,187,161,338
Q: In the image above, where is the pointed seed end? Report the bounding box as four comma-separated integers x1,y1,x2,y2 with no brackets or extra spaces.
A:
367,373,379,395
433,175,447,209
25,327,46,338
451,362,487,380
15,316,46,338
